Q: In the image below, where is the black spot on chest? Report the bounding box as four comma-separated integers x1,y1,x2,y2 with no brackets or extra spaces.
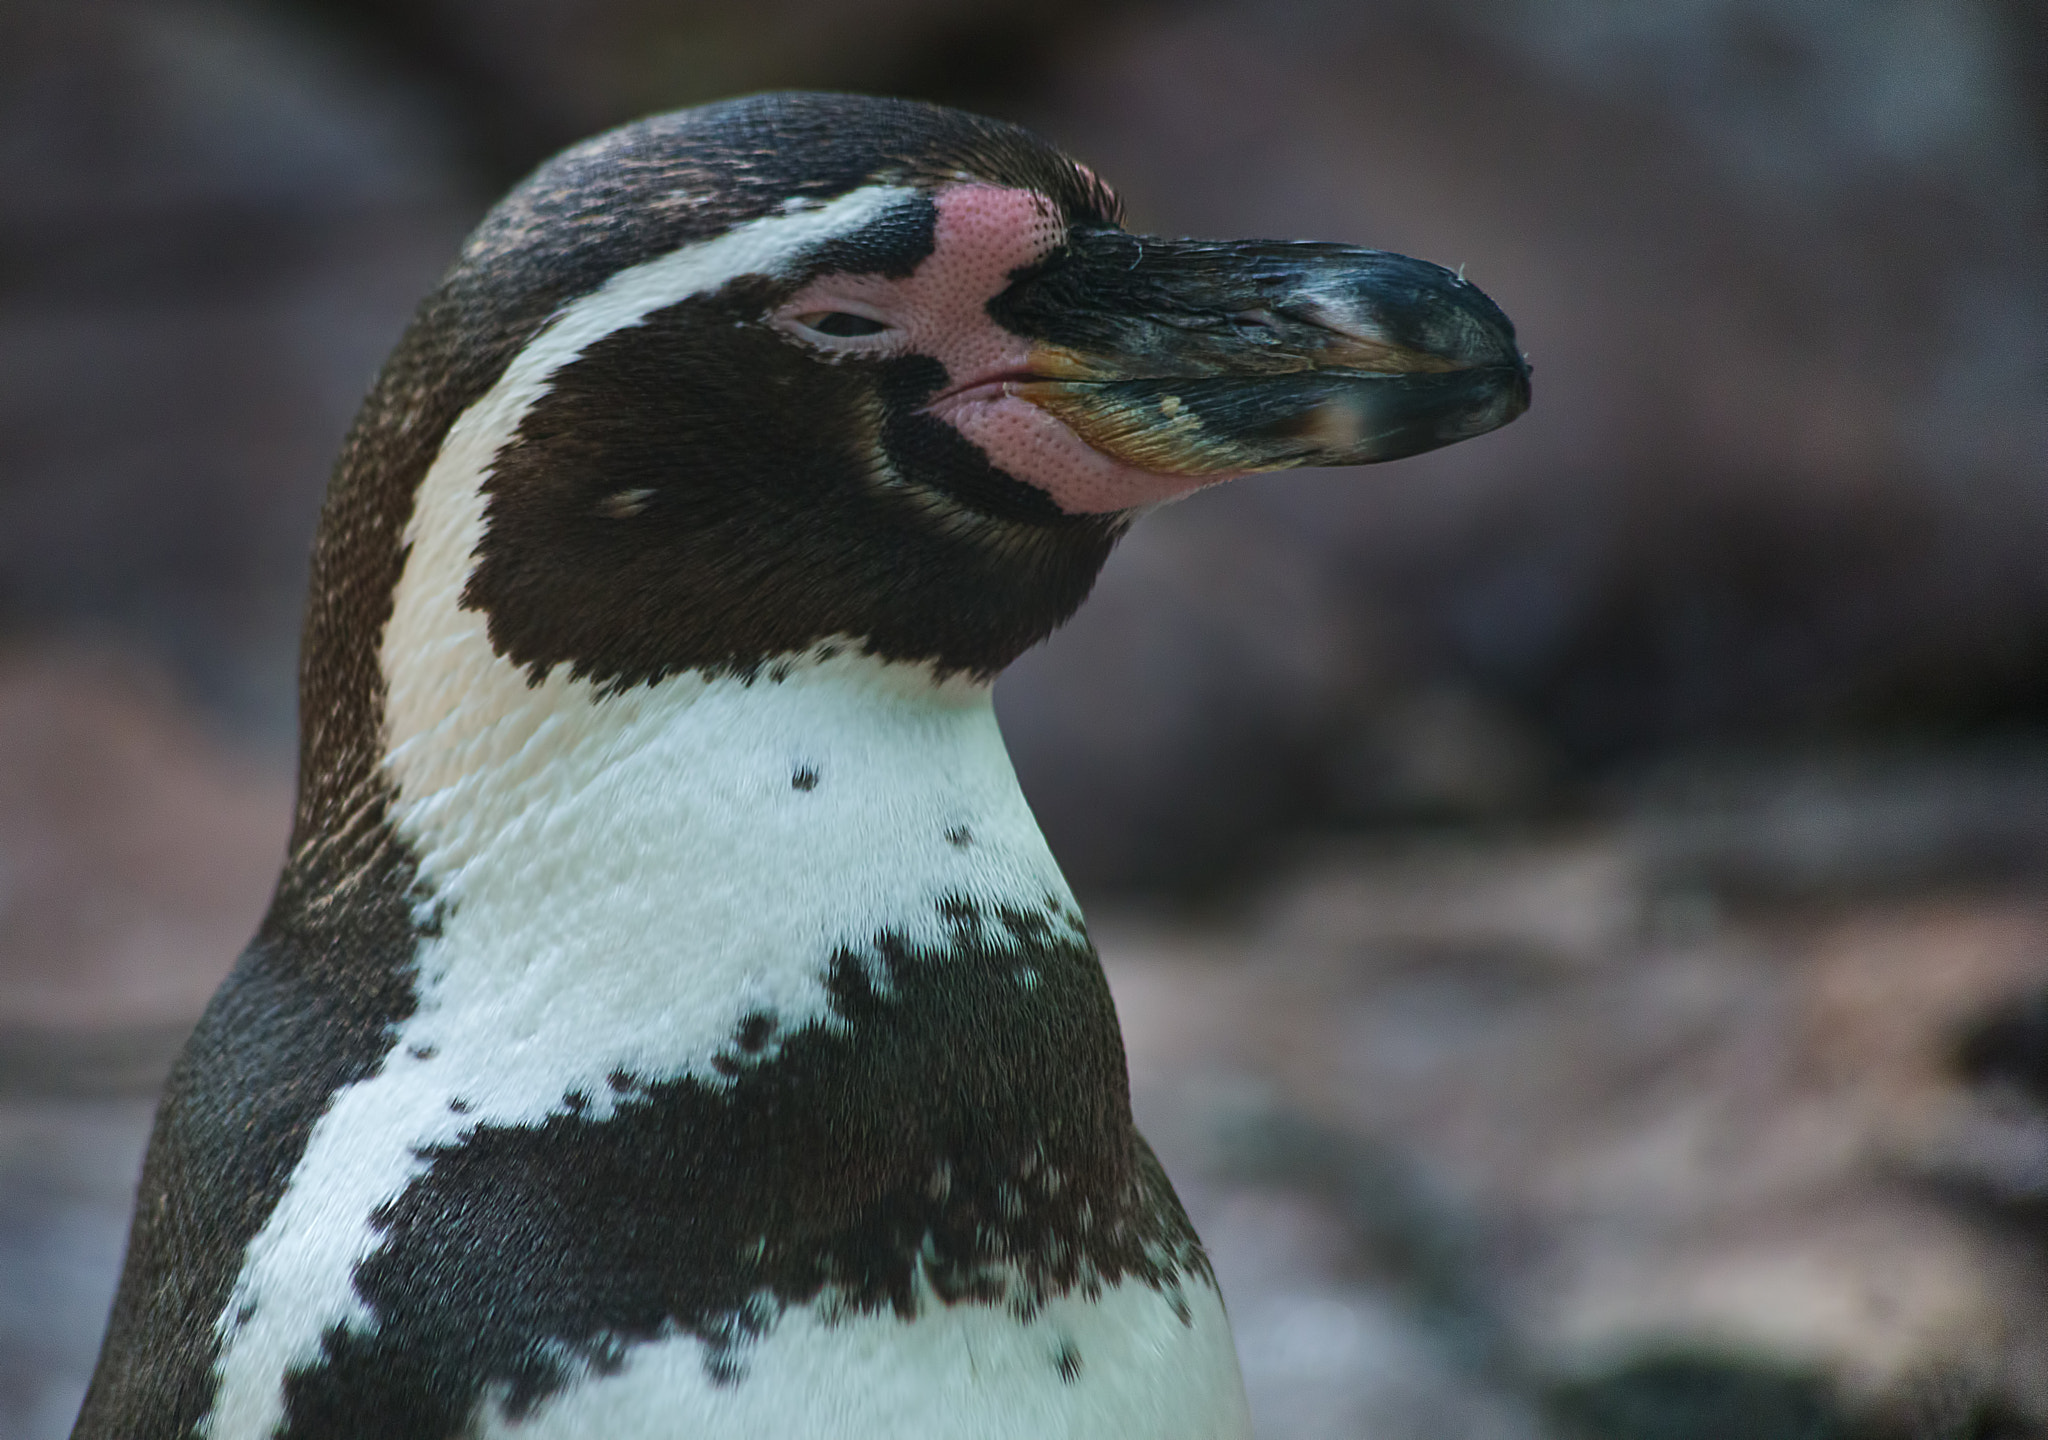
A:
276,897,1208,1438
736,1011,776,1051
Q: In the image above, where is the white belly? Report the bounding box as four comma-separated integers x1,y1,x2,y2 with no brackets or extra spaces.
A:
480,1276,1253,1440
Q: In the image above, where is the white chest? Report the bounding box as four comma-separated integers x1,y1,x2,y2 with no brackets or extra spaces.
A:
476,1277,1252,1440
202,661,1110,1438
193,182,1248,1433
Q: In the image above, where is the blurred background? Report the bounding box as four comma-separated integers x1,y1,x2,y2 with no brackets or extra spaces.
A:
3,0,2046,1435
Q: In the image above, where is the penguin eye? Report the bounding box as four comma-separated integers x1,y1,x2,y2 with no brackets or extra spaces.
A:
795,311,891,338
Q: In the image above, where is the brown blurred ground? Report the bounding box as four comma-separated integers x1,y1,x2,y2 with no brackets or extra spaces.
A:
3,1,2046,1436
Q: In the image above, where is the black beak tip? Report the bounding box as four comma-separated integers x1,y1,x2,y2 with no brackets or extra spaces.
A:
1355,341,1530,464
1444,276,1526,372
1506,350,1533,414
1482,358,1533,432
1444,283,1530,434
1349,254,1521,368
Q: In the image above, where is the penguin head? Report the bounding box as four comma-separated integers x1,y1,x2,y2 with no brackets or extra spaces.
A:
297,93,1527,847
442,96,1140,696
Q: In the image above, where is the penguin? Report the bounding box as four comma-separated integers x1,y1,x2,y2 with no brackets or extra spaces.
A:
72,93,1528,1440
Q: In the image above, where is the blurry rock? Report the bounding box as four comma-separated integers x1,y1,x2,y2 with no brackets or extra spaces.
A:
0,645,289,1063
0,644,289,1440
311,0,1127,176
1216,1243,1539,1440
1099,819,2048,1437
1545,1354,1862,1440
0,1097,156,1440
1112,948,1545,1440
1255,836,1640,965
999,487,1385,890
1625,748,2048,901
0,0,475,738
1957,990,2048,1109
1327,684,1555,822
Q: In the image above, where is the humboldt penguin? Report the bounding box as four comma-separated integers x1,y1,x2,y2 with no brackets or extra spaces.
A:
73,92,1528,1440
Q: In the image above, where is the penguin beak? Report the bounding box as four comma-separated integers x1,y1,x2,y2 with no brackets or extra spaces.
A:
989,230,1531,474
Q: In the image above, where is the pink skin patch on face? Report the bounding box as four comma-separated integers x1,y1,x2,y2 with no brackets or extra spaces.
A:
773,184,1238,516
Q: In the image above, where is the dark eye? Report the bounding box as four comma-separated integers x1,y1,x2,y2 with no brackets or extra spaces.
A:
802,311,889,338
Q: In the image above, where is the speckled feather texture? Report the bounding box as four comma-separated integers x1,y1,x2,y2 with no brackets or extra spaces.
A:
69,98,1246,1440
72,90,1524,1439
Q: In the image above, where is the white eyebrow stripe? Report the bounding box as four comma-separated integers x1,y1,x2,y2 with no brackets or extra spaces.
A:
510,183,920,401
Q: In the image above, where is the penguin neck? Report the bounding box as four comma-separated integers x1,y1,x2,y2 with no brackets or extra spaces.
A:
358,360,1089,1092
381,644,1065,918
368,639,1086,1100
